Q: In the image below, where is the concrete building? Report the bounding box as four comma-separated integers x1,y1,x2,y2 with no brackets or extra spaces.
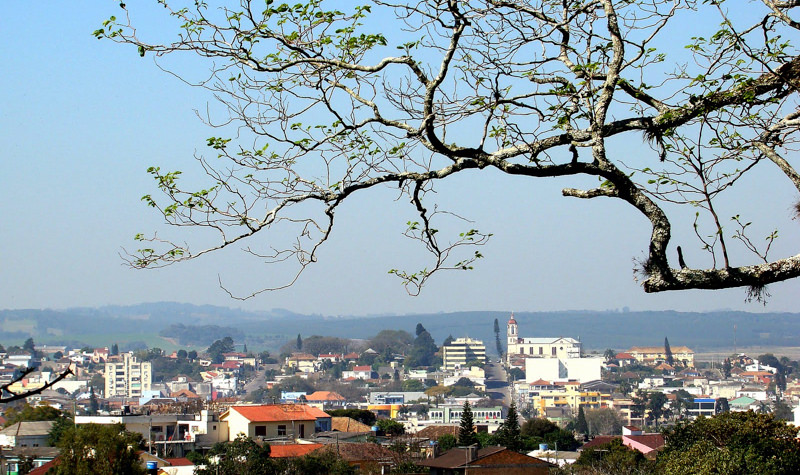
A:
524,356,603,384
442,338,487,370
104,352,152,398
506,315,581,364
76,410,227,458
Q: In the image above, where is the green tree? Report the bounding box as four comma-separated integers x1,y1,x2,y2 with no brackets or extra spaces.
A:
188,350,198,360
584,408,624,436
670,389,694,421
296,334,303,351
405,330,438,368
195,435,273,475
493,318,503,358
494,402,522,451
716,397,730,415
508,367,525,382
4,403,63,427
604,348,616,361
110,343,119,356
23,337,36,354
458,402,478,447
723,358,732,378
207,336,235,364
415,323,426,336
772,399,792,421
89,387,100,415
576,437,652,473
659,411,800,474
575,406,589,434
437,434,457,451
647,392,669,428
177,349,188,359
48,414,74,446
376,419,405,437
53,423,145,475
664,337,674,366
402,379,424,391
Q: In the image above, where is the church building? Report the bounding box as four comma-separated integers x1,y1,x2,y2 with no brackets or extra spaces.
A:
506,314,582,364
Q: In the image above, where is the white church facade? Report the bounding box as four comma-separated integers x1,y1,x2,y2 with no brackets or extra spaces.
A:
506,314,582,363
506,314,602,384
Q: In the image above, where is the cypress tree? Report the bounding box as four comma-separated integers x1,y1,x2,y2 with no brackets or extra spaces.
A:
497,402,522,451
664,337,674,366
458,401,478,446
576,406,589,434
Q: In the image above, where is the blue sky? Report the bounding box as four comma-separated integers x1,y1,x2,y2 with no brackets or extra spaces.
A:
1,1,798,316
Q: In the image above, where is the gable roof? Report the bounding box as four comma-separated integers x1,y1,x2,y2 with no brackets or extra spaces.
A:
331,417,372,433
580,435,618,451
306,391,346,402
419,446,552,469
415,424,459,439
270,443,325,458
315,443,401,463
226,404,330,422
0,421,54,437
625,434,665,451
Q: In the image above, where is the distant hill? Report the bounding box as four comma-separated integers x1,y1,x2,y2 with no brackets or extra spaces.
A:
1,303,798,353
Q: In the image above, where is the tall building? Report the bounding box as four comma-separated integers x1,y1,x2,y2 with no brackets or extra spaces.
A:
506,314,581,364
104,352,152,398
442,337,487,370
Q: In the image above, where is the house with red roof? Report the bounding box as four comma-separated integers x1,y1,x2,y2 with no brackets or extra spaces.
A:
305,390,347,408
419,446,554,474
221,404,331,441
343,365,375,380
579,426,665,457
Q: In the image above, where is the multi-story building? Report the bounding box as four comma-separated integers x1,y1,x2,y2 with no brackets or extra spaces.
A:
442,337,487,370
626,346,695,367
104,352,152,398
518,381,612,418
506,315,581,364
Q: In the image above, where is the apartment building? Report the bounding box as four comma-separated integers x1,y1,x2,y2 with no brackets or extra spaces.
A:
442,337,487,370
104,352,152,398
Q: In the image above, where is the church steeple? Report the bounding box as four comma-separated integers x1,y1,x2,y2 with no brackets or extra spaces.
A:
507,312,518,345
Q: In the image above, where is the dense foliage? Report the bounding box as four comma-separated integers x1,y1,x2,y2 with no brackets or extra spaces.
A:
53,423,146,475
658,411,800,474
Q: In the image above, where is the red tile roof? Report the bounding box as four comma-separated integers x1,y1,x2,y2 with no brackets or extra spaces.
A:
270,443,324,458
228,404,330,422
625,434,665,451
165,457,194,466
353,365,372,371
306,391,346,402
580,435,619,451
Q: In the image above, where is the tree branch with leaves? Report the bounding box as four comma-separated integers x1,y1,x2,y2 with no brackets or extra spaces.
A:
95,0,800,301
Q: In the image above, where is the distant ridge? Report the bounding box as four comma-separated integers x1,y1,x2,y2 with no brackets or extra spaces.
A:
1,303,798,352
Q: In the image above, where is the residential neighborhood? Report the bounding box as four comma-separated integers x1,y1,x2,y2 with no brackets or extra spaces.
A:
1,314,799,474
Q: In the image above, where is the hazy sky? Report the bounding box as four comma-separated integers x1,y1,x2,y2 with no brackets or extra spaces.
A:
2,2,798,316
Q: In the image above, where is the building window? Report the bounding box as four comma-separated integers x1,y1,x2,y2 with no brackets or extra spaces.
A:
552,347,557,356
278,425,287,436
255,425,267,437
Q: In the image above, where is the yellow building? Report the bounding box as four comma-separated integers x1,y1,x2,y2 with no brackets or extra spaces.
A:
524,382,611,417
627,346,695,367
